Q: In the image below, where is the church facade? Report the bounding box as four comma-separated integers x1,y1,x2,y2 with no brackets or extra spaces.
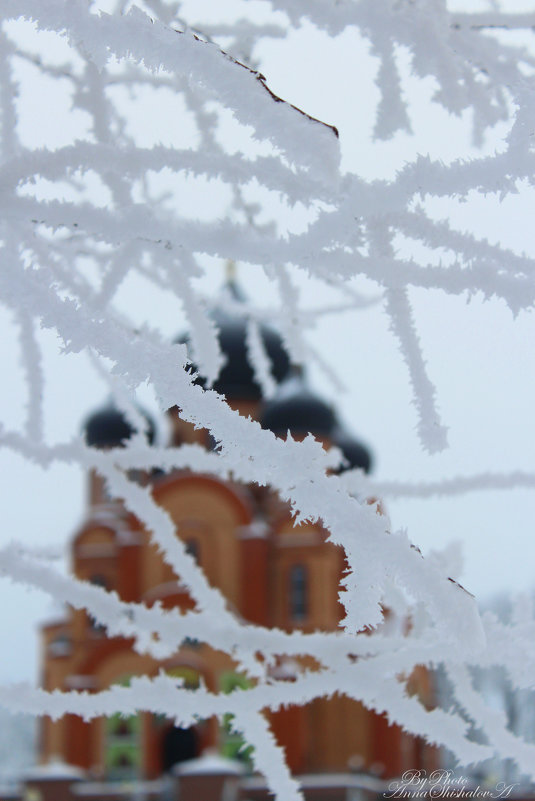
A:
39,281,435,780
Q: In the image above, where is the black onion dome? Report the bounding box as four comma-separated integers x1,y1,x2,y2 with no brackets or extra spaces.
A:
178,279,291,401
213,317,290,400
84,403,155,448
332,428,373,474
260,375,337,438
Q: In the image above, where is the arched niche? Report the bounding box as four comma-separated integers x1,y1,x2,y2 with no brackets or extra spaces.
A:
72,523,118,586
272,518,344,630
149,659,215,775
145,474,253,607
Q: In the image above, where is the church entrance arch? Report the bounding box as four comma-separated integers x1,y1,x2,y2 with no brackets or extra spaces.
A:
161,723,199,771
157,665,203,773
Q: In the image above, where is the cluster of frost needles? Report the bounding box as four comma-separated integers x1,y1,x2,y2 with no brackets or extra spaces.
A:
1,0,535,797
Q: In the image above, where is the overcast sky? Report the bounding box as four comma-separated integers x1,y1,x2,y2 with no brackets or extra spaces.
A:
1,1,535,686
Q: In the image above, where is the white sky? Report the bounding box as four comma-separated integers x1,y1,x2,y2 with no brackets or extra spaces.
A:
1,2,535,685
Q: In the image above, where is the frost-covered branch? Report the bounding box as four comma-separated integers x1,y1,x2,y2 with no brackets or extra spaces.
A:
1,0,535,791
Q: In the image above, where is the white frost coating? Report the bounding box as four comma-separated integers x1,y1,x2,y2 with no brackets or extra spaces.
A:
245,317,277,399
17,311,44,443
0,0,534,794
162,251,225,387
340,470,535,500
367,218,447,453
2,0,341,184
372,36,412,140
384,287,448,454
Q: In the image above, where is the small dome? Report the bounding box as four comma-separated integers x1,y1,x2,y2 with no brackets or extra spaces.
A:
84,403,155,448
260,372,337,438
178,279,291,401
332,428,373,474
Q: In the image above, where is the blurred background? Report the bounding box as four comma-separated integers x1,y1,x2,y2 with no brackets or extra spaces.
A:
1,0,535,780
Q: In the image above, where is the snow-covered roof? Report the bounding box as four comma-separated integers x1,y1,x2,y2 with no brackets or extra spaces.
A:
24,759,85,781
173,749,244,776
74,780,165,796
243,771,386,792
0,789,21,800
39,600,69,629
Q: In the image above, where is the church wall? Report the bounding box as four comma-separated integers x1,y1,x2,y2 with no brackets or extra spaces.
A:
303,695,372,773
42,717,65,763
239,534,269,625
117,542,142,602
151,475,252,610
267,703,306,774
39,447,433,779
271,520,343,631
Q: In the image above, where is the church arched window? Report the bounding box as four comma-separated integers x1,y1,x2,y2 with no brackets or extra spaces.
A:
219,672,254,768
289,564,308,622
90,574,108,589
153,666,202,771
88,575,109,635
185,538,200,564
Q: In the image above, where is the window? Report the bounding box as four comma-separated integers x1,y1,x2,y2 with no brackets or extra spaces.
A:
167,665,201,690
289,564,308,621
48,633,72,658
219,672,254,768
90,574,108,589
106,714,140,781
153,667,202,771
89,575,109,635
185,538,200,564
105,676,141,781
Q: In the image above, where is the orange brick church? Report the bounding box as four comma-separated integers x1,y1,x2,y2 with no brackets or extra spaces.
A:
39,278,435,781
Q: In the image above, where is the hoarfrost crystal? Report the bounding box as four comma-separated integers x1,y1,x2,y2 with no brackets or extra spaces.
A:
1,0,535,796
